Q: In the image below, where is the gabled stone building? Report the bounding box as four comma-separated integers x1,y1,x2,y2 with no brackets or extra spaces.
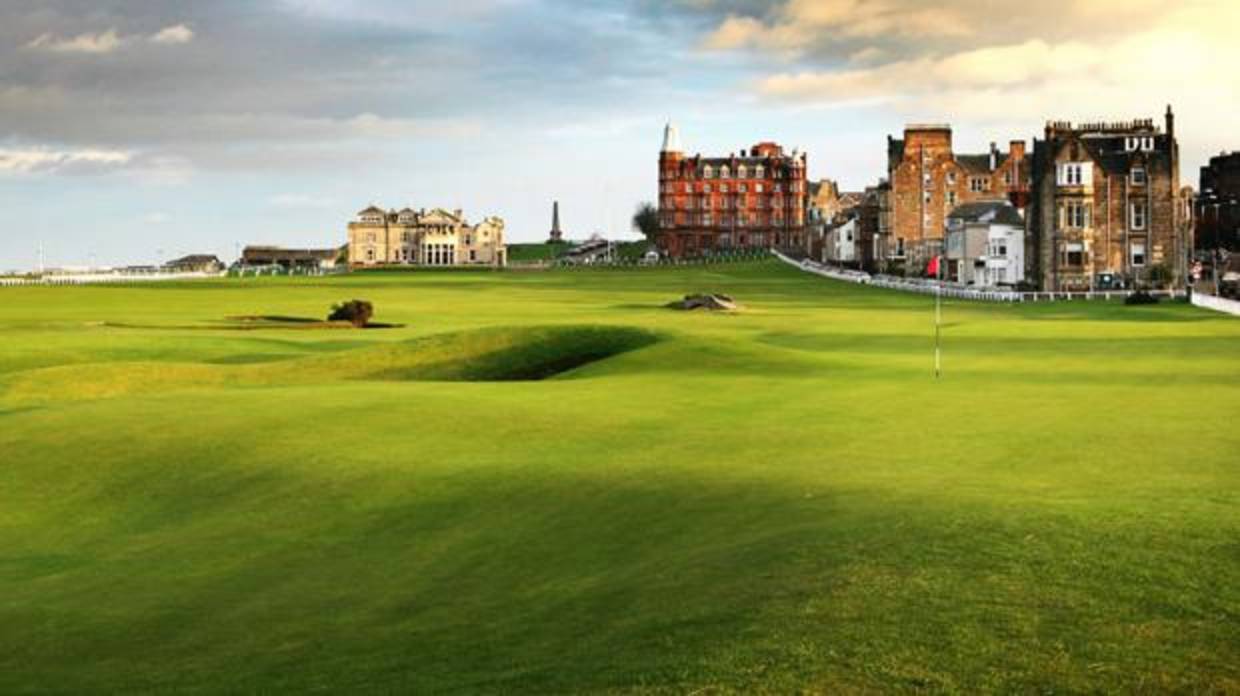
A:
1028,107,1188,290
347,206,506,268
887,125,1030,274
1196,151,1240,254
657,123,808,258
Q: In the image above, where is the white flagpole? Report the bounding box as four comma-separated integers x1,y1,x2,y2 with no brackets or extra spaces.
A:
935,253,942,379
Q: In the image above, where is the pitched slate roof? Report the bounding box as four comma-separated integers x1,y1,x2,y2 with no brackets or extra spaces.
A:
954,154,994,174
947,200,1025,226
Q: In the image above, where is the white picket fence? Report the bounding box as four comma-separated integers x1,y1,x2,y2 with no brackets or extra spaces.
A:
1191,291,1240,316
775,251,1187,303
0,271,222,287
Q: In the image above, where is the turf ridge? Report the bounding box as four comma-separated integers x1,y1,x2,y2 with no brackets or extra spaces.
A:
0,324,660,406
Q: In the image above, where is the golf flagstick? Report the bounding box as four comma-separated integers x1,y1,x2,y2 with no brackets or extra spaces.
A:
935,254,942,379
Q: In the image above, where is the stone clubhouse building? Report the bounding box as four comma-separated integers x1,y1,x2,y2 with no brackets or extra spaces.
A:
347,206,506,268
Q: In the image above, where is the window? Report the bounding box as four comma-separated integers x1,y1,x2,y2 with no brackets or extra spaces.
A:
947,191,957,206
1063,201,1091,229
703,214,713,225
703,184,711,194
895,238,906,257
774,183,783,193
923,191,932,204
1125,137,1139,152
1003,172,1012,186
947,171,956,185
366,248,375,261
469,249,477,261
1130,201,1147,230
737,165,747,178
1064,243,1084,267
464,235,472,245
739,183,747,193
720,165,730,179
755,183,764,193
1131,167,1147,185
703,165,713,178
755,165,765,178
1141,137,1154,151
1130,241,1146,266
969,177,987,192
1058,163,1091,186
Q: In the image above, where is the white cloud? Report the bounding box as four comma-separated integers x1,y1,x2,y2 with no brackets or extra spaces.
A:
701,0,969,56
24,24,194,54
150,24,194,45
0,147,132,174
143,212,172,224
26,29,125,54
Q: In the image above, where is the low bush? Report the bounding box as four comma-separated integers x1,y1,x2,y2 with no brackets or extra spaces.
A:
1124,290,1160,306
328,299,374,327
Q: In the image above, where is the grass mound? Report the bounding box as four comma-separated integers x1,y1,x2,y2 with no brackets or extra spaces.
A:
0,325,659,406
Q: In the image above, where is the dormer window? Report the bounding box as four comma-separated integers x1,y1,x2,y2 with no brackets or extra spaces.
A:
703,165,714,179
1057,163,1091,187
1125,137,1139,152
1131,167,1147,185
755,165,765,178
720,165,730,179
737,165,747,178
1141,137,1154,151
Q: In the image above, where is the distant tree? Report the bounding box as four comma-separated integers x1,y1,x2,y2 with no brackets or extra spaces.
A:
329,299,374,327
632,202,660,240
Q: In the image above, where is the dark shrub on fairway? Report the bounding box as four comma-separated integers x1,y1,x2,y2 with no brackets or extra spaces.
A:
1124,290,1160,305
329,300,374,327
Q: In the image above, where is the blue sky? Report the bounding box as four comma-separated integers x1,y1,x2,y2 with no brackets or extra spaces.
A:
2,0,1237,269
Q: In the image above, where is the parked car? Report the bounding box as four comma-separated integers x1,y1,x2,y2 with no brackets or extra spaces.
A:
1094,272,1125,290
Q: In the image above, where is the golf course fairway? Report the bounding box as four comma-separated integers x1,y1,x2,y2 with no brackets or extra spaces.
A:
1,260,1237,693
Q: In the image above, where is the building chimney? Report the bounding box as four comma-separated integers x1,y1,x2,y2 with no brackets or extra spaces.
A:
1165,104,1175,140
1009,140,1026,161
989,142,998,170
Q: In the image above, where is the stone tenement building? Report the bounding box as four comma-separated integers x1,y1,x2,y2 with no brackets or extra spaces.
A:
657,123,808,258
886,125,1030,272
347,206,506,268
1196,151,1240,253
1028,107,1188,290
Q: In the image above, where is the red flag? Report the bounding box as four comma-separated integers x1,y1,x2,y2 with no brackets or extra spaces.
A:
926,255,940,277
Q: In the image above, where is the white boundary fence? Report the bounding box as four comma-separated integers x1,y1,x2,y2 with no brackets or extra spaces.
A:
0,271,222,287
1191,292,1240,316
774,251,1187,303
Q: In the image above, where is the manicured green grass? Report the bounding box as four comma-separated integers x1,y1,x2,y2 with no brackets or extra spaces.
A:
1,261,1238,693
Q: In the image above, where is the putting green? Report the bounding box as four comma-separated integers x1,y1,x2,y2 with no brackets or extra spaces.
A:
1,261,1237,693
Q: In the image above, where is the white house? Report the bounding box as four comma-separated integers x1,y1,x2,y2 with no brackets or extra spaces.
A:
823,218,859,266
945,201,1025,286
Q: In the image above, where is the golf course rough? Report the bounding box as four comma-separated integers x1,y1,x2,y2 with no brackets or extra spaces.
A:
1,260,1237,693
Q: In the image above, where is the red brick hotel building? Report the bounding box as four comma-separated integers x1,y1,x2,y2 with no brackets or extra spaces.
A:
657,123,808,258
